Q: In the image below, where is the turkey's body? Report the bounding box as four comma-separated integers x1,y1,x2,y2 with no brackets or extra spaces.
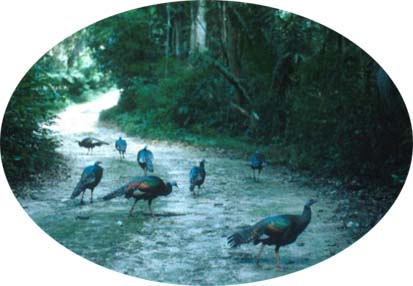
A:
254,214,311,246
115,137,127,159
137,146,154,175
228,198,316,268
78,137,109,154
103,175,178,217
250,151,264,181
189,160,206,194
71,161,103,204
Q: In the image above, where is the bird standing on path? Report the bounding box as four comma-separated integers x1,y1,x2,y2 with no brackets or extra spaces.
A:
228,198,317,269
115,136,127,159
71,161,103,204
77,137,109,154
103,175,179,218
250,150,265,181
137,145,154,175
189,159,206,195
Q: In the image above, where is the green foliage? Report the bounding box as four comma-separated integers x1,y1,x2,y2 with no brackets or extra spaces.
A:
1,60,62,189
94,1,411,191
1,28,110,191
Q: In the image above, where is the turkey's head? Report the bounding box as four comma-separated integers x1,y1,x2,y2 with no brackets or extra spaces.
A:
168,180,179,190
305,197,317,207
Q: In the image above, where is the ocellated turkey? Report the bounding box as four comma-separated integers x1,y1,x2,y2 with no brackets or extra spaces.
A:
115,136,127,159
103,175,178,218
228,198,317,268
189,159,206,195
250,151,265,181
71,161,103,204
77,137,109,154
137,145,154,175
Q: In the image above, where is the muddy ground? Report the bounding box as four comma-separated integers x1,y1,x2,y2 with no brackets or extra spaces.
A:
17,91,370,285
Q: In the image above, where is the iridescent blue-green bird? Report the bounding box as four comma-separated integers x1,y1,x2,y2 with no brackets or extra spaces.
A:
77,137,109,154
228,198,317,268
103,175,178,217
71,161,103,204
115,137,127,159
189,159,206,194
137,145,154,175
250,150,265,181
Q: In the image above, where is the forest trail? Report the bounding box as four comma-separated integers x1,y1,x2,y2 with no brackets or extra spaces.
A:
19,91,354,285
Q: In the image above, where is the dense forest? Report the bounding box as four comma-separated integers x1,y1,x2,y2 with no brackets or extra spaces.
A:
1,1,411,196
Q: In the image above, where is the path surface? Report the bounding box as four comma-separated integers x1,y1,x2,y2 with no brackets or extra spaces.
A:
19,91,354,285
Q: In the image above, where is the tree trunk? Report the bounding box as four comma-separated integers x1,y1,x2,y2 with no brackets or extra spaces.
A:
226,9,242,105
218,1,229,65
174,4,184,59
190,0,207,54
164,3,171,77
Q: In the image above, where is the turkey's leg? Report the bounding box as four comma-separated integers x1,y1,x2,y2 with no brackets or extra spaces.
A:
80,191,85,205
275,245,281,269
90,190,94,204
253,169,256,181
148,199,156,218
129,199,138,216
256,244,265,265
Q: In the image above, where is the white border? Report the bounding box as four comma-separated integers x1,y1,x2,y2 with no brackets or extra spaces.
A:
0,1,412,285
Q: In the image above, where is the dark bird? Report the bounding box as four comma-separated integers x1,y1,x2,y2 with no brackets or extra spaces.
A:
137,145,154,175
103,175,178,218
71,161,103,204
250,150,265,181
115,136,127,159
189,159,206,195
77,137,109,154
228,198,317,268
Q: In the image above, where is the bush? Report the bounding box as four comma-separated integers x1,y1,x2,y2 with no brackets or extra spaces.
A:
1,64,62,190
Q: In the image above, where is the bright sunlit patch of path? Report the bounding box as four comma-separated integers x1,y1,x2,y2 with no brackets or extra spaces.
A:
50,89,120,134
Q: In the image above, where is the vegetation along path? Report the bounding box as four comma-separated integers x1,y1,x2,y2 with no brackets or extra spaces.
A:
19,91,354,284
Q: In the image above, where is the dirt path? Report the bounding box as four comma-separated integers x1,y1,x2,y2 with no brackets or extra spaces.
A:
19,91,354,285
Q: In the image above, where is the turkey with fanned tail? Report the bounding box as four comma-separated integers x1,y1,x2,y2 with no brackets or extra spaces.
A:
103,175,178,218
228,198,317,268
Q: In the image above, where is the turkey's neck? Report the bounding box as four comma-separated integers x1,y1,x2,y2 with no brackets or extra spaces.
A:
298,205,312,230
165,183,173,195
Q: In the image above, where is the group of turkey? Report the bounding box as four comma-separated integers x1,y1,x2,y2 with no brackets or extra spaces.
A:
72,136,317,269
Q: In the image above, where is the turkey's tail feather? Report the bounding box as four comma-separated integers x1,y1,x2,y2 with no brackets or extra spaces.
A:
103,184,128,200
146,159,154,172
227,225,255,248
96,141,109,146
71,182,85,199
